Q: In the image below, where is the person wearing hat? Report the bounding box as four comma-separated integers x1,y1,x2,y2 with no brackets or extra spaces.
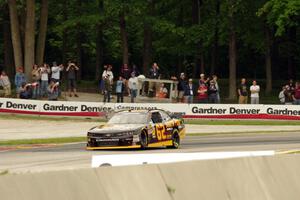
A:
128,72,138,103
177,72,187,102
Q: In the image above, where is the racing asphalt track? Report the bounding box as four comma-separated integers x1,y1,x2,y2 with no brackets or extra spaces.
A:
1,133,300,173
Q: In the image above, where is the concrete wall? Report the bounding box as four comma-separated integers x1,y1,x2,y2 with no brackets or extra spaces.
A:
1,154,300,200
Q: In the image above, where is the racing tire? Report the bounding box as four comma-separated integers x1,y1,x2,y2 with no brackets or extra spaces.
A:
168,129,180,149
140,131,148,149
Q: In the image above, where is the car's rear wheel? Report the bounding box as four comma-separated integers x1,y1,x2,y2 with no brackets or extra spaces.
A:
168,129,180,149
140,131,148,149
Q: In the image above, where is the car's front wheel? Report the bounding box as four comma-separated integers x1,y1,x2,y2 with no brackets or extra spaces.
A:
140,131,148,149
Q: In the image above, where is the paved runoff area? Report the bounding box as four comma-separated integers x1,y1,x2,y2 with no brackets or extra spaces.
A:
1,118,300,140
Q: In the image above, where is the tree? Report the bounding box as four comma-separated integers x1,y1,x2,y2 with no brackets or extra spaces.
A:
24,0,35,79
227,0,237,100
142,0,154,74
7,0,23,70
95,0,104,80
119,9,129,65
265,25,272,94
36,0,48,65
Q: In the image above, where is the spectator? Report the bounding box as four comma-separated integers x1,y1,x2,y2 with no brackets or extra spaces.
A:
99,65,107,94
137,74,146,96
289,79,295,91
184,78,195,103
178,73,187,102
121,64,131,95
31,64,41,99
19,82,32,99
197,81,208,103
128,72,138,103
238,78,248,104
66,61,79,97
103,75,112,103
278,86,285,104
116,76,125,103
199,73,209,85
15,67,26,97
157,83,168,98
284,85,294,105
132,64,140,76
40,63,50,97
148,62,160,96
293,82,300,105
102,65,114,84
0,71,11,97
208,80,218,103
250,80,260,104
212,75,220,103
48,80,59,100
51,61,63,83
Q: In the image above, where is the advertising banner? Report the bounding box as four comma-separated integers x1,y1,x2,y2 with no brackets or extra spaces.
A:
0,98,300,120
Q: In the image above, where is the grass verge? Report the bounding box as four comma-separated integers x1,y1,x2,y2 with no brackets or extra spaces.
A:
1,114,300,126
0,137,86,146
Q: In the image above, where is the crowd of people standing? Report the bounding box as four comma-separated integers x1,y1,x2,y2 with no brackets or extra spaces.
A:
0,61,79,100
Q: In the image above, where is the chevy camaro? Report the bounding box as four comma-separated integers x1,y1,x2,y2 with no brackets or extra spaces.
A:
86,109,185,150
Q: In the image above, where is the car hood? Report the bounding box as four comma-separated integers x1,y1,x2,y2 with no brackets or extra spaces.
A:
89,124,146,134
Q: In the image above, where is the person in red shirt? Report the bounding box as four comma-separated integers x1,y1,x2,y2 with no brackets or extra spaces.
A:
292,82,300,105
197,82,208,103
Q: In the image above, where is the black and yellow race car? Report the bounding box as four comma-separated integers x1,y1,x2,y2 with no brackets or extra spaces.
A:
86,109,185,150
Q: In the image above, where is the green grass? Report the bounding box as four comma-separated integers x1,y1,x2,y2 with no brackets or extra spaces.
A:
184,119,300,126
1,114,300,126
0,137,86,146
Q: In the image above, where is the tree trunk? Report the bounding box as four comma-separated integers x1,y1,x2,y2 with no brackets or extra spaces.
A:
228,18,237,100
3,3,15,77
24,0,35,80
287,27,296,79
95,0,104,80
142,23,152,75
210,0,220,75
120,11,129,65
76,0,83,80
8,0,23,70
62,0,68,65
192,0,203,77
265,26,272,94
142,0,154,75
36,0,48,65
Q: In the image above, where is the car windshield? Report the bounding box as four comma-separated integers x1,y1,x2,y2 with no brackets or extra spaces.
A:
108,112,149,124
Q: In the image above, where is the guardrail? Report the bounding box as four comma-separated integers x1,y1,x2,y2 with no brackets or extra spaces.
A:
0,97,300,120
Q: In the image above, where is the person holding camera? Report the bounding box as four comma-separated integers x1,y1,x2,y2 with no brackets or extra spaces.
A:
40,63,50,97
66,61,79,97
48,80,59,100
31,64,41,99
0,71,11,97
19,82,32,99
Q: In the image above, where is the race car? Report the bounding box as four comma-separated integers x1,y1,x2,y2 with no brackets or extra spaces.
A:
86,109,185,150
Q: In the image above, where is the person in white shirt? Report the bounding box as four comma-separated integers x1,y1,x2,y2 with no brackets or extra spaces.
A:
102,65,114,84
250,80,260,104
0,71,11,97
128,72,138,103
51,61,64,82
40,63,50,97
